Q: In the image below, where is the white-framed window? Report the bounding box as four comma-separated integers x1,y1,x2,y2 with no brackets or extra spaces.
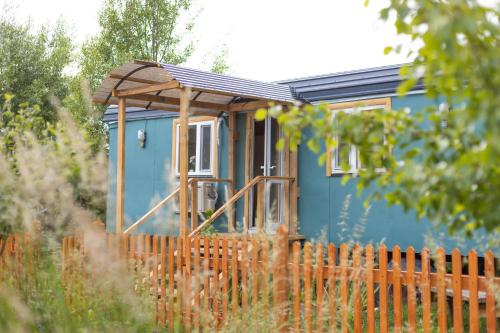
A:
329,98,390,175
331,134,360,173
174,118,216,176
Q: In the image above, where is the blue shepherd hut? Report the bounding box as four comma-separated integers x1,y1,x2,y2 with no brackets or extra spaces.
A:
93,60,477,251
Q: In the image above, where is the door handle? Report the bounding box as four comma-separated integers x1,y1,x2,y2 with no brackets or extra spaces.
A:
269,165,276,170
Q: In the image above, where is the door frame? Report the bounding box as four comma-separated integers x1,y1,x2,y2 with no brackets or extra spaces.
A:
243,112,298,234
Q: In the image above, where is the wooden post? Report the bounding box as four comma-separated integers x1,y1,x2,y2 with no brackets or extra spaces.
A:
191,181,198,231
292,242,301,331
485,251,496,333
256,181,265,233
304,242,313,333
421,248,432,333
274,225,289,332
436,247,447,333
283,137,291,231
227,112,236,232
243,113,253,233
393,246,403,333
379,245,388,333
468,250,479,333
116,96,126,233
289,149,298,234
451,249,463,333
179,87,191,237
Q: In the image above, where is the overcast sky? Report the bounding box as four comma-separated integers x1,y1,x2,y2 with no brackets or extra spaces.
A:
4,0,413,81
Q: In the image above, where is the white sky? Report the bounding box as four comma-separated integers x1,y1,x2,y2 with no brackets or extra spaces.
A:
4,0,412,81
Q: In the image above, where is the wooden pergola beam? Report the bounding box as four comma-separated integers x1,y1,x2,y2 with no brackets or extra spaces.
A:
126,93,229,111
228,100,291,112
92,98,219,116
109,74,163,85
179,86,192,237
113,80,180,97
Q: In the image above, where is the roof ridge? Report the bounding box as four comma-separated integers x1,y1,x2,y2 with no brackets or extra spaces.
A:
276,63,409,84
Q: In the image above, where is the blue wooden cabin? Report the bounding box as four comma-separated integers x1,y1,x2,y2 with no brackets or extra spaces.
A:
94,60,477,251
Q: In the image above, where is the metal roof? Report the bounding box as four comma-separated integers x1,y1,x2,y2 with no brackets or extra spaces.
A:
93,60,295,115
161,63,295,102
278,63,424,103
102,63,425,122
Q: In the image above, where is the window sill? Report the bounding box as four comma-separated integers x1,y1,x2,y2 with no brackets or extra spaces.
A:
330,168,386,177
175,173,215,178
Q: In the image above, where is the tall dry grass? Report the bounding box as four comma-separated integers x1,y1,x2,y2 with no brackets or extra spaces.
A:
0,95,159,332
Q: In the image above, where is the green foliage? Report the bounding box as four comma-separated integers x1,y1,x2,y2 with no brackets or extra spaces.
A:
0,15,73,123
270,0,500,237
210,45,230,74
79,0,196,92
63,76,108,153
0,239,157,333
0,94,55,157
71,0,230,152
199,209,218,236
0,97,107,236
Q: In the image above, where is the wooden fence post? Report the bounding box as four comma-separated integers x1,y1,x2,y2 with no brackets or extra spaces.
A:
485,251,496,333
365,244,375,333
451,249,463,333
352,244,362,333
379,244,389,333
339,243,349,333
436,247,448,333
292,241,301,331
392,246,402,333
421,248,432,333
304,242,313,333
406,246,417,333
468,250,479,333
274,225,289,332
327,243,337,331
316,243,324,332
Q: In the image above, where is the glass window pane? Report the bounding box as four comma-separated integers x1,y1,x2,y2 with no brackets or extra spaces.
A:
335,137,350,169
200,125,211,171
188,125,197,172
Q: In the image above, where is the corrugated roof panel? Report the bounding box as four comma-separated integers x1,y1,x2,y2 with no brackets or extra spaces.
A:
162,63,294,102
93,61,296,107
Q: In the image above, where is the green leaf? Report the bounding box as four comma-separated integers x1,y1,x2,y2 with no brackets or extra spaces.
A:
3,93,14,102
317,153,326,166
275,138,285,151
383,46,393,55
255,108,267,121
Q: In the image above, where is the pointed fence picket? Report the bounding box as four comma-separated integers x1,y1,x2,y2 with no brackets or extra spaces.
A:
1,227,498,332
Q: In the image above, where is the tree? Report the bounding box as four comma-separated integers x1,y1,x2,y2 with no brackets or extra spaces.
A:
259,0,500,237
0,15,73,124
79,0,196,92
70,0,229,152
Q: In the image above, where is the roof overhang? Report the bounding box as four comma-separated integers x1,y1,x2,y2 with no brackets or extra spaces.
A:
92,60,296,115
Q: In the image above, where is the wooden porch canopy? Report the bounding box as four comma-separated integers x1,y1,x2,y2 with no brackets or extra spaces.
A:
93,59,295,114
92,60,296,236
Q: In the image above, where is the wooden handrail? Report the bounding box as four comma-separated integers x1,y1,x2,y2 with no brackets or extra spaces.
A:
124,187,181,234
124,178,233,235
188,176,294,238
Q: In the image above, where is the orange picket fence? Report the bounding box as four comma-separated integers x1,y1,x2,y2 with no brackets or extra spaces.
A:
1,228,499,332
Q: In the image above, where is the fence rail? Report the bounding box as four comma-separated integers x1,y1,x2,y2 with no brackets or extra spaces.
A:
1,228,499,332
